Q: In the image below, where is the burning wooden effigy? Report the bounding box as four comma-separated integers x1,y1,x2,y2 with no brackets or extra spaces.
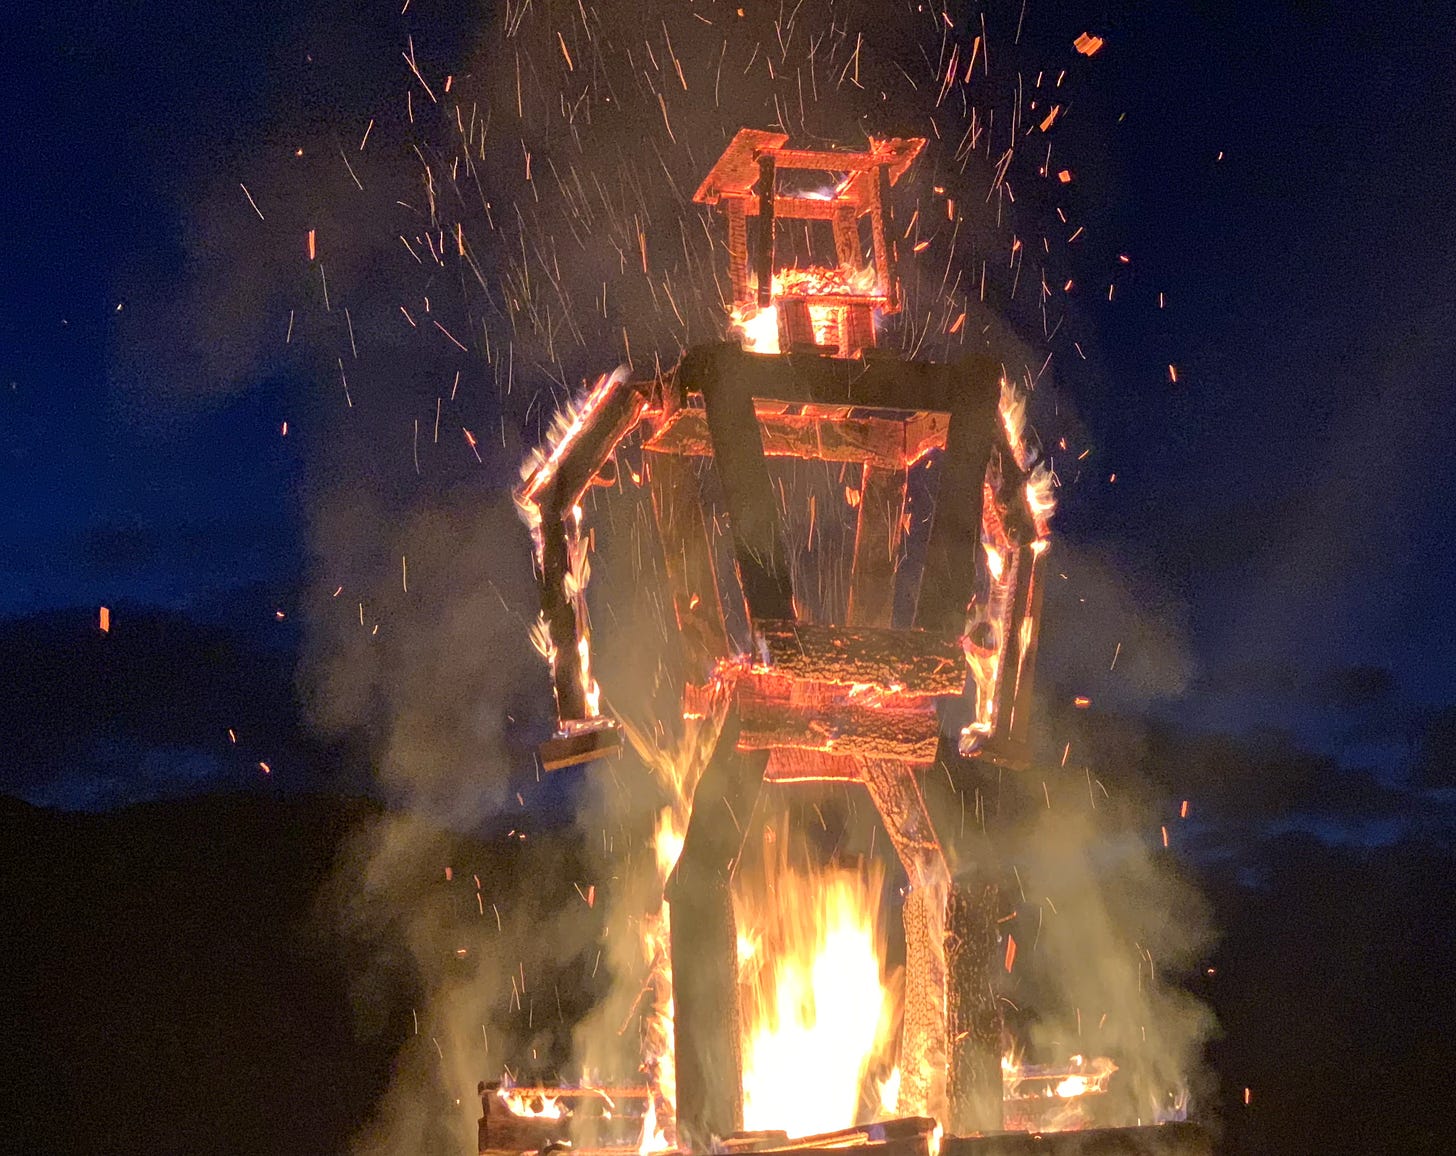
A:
513,131,1195,1156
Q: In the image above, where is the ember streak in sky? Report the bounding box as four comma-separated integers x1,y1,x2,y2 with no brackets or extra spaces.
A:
3,1,1455,1154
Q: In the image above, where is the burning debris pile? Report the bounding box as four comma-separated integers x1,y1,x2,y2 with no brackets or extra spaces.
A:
503,133,1208,1156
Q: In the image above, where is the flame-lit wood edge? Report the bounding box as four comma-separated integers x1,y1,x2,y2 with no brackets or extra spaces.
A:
693,128,925,205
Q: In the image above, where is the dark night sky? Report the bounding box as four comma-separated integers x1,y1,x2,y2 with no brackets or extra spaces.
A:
3,0,1455,815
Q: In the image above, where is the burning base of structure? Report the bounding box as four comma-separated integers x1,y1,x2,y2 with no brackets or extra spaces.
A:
502,131,1207,1156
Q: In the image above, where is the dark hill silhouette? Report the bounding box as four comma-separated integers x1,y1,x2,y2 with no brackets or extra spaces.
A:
2,792,595,1155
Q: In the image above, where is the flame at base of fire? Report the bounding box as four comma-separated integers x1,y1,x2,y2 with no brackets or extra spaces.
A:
736,853,897,1138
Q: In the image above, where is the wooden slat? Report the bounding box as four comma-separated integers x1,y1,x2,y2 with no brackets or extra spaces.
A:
756,153,776,307
912,357,1002,640
646,449,730,673
847,464,908,628
725,199,750,305
683,346,797,622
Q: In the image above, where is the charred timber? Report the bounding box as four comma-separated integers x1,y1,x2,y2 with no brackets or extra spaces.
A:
667,713,766,1151
945,877,1005,1135
755,153,776,307
643,405,949,472
751,620,963,694
736,675,941,762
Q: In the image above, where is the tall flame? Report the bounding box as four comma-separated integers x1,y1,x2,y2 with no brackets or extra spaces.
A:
735,856,898,1136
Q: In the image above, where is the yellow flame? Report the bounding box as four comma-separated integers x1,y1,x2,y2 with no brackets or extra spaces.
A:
736,857,897,1137
498,1089,564,1120
729,265,881,354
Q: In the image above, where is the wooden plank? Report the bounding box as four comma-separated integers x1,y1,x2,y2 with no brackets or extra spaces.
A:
912,358,1002,639
692,128,790,203
847,464,908,628
683,346,797,622
756,153,776,307
646,449,730,673
726,199,750,305
668,710,766,1151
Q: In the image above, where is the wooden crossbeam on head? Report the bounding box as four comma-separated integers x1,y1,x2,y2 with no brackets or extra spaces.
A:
693,127,925,210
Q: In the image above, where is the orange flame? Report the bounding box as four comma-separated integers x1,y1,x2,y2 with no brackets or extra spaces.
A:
735,854,898,1136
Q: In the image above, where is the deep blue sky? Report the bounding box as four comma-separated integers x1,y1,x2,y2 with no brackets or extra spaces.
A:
3,0,1454,806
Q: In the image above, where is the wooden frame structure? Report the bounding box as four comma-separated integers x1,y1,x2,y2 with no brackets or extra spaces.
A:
516,133,1053,1150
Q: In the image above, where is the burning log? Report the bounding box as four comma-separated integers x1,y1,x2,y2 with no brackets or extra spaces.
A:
668,862,745,1150
735,675,940,762
714,1116,941,1156
749,621,963,694
667,711,767,1150
898,885,948,1117
944,877,1005,1135
516,366,650,765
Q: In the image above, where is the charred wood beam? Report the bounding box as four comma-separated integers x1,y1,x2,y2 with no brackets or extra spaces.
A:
645,406,944,471
668,711,766,1151
855,754,949,1121
517,369,649,732
988,542,1040,758
751,620,963,693
646,449,730,675
944,877,1004,1136
847,464,908,628
536,511,587,722
777,299,816,350
870,163,901,313
856,758,946,890
677,341,997,415
726,199,751,305
683,347,796,622
832,204,860,267
736,678,941,762
755,154,776,307
898,884,947,1119
912,356,1002,640
668,864,744,1152
842,303,876,356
